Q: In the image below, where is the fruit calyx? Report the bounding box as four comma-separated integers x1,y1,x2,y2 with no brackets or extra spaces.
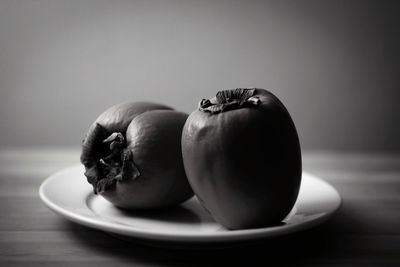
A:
199,88,260,114
81,124,140,194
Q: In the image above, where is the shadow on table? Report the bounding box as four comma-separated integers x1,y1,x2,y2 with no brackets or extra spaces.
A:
64,206,357,267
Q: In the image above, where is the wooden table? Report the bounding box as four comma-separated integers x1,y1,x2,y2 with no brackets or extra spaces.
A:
0,148,399,266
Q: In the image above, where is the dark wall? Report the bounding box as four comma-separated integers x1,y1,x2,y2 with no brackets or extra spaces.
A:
0,0,399,151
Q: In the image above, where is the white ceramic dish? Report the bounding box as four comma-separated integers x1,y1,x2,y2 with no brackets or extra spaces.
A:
39,165,341,244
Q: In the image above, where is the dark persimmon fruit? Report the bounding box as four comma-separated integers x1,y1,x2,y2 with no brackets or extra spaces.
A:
81,102,193,209
181,88,301,229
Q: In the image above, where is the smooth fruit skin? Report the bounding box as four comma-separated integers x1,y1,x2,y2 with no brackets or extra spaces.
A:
181,89,301,230
92,101,172,138
102,110,193,209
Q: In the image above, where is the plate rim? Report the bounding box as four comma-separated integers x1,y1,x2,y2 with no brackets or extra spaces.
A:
39,165,342,243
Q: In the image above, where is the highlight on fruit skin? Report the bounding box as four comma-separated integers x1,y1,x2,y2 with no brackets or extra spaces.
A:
80,102,193,210
181,88,302,230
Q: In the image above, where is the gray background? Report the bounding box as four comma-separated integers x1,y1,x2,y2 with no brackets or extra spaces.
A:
0,0,399,151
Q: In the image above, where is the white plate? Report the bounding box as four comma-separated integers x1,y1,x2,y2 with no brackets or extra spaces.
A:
39,165,341,244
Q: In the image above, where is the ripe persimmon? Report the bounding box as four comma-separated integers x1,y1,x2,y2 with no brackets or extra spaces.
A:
181,88,301,229
81,102,193,209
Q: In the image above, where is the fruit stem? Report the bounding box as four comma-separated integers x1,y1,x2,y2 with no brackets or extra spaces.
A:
95,132,141,194
81,124,140,194
199,88,260,114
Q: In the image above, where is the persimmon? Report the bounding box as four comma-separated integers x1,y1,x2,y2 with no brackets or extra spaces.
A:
181,88,302,229
81,102,193,209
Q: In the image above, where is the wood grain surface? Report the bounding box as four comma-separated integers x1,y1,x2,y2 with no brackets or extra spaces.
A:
0,148,399,266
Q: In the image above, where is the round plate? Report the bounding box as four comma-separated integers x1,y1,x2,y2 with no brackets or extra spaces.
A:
39,165,341,244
